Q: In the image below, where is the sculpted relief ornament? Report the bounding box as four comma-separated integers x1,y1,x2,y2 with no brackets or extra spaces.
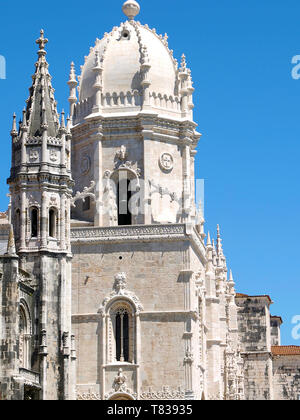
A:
29,149,39,162
159,152,174,173
99,273,143,315
80,153,91,175
105,368,137,400
71,181,96,208
113,145,141,176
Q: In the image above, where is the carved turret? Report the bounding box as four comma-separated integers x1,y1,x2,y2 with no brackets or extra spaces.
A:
7,30,73,254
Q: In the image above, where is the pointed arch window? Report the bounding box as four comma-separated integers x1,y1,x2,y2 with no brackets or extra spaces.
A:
19,303,31,370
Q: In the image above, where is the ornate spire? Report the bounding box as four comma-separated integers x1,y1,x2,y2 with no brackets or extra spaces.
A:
25,30,59,138
68,62,78,118
180,54,187,73
206,231,211,246
216,225,224,257
228,269,236,296
122,0,140,21
216,225,228,273
10,113,18,138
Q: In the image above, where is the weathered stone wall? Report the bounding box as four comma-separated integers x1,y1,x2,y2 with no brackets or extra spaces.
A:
242,353,273,400
236,296,273,400
0,255,21,400
72,235,204,399
273,356,300,400
236,297,271,353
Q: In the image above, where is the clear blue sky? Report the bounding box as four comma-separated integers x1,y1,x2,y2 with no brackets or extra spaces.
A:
0,0,299,345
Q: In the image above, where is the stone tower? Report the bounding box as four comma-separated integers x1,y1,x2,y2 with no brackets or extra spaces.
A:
69,1,242,401
4,30,75,400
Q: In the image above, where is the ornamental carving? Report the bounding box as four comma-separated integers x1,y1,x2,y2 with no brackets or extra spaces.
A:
29,149,39,162
140,386,185,400
116,145,128,162
77,392,101,400
159,152,174,172
99,272,143,315
80,154,91,175
113,368,127,392
49,149,58,163
71,181,96,208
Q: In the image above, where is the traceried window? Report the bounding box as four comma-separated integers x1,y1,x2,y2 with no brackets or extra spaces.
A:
107,301,135,364
115,308,130,362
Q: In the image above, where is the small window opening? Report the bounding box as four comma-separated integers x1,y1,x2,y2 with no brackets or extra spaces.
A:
116,310,129,362
15,209,20,238
121,30,130,40
117,179,132,226
49,209,57,238
31,208,38,238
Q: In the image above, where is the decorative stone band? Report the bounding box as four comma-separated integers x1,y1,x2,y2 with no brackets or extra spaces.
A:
19,368,41,387
71,224,206,261
77,392,101,400
72,310,199,323
140,386,185,400
71,224,186,243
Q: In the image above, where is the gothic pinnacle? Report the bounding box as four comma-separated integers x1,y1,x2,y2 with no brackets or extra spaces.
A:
206,231,212,247
68,62,78,118
21,108,27,129
10,113,18,137
6,225,16,256
61,110,66,129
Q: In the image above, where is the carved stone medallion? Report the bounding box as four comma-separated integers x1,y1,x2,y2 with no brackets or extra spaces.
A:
29,149,39,162
80,154,91,175
159,153,174,172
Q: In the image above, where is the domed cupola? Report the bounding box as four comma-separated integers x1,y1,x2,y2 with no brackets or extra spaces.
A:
69,1,195,122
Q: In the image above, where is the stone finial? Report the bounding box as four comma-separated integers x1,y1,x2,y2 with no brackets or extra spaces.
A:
68,62,77,83
36,29,48,57
122,0,140,20
180,54,187,72
10,113,18,137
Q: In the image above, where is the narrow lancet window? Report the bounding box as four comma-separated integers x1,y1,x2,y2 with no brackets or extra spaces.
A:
31,208,38,238
49,209,57,238
115,309,130,362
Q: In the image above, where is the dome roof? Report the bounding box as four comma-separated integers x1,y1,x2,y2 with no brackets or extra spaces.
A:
79,21,179,102
72,1,194,121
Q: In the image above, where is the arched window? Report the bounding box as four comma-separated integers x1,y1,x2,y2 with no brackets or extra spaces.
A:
31,208,38,238
49,208,57,238
115,308,129,362
107,301,135,364
19,304,31,369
